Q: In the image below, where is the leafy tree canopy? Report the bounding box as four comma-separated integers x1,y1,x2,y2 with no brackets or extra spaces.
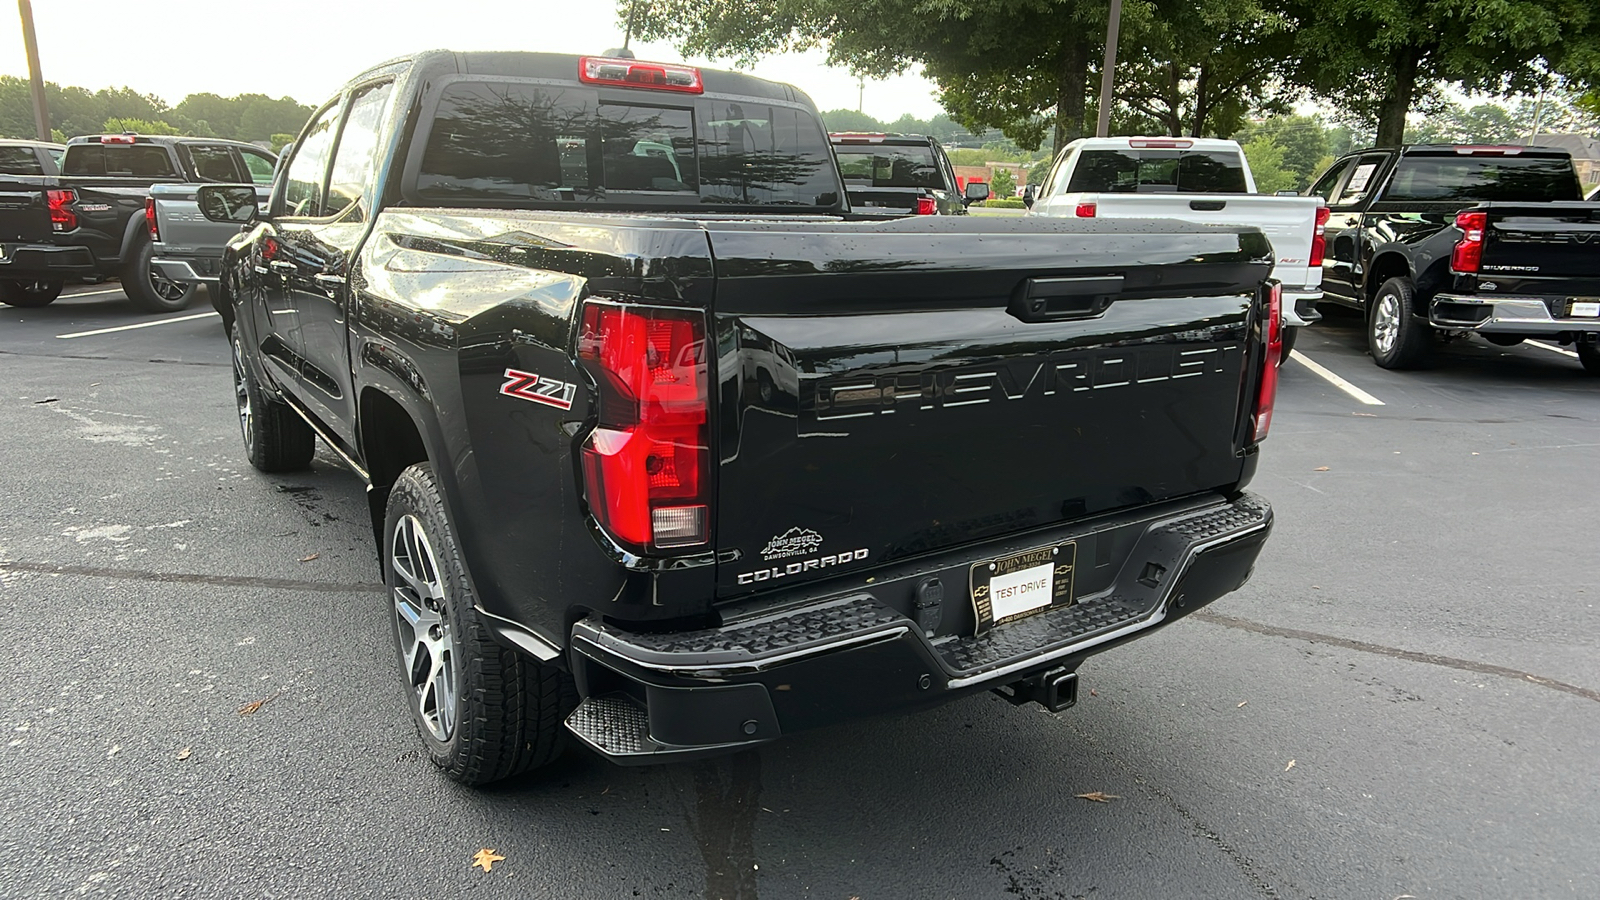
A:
0,76,312,144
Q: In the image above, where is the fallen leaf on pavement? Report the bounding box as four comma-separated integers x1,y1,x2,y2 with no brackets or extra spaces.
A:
471,848,505,873
298,553,319,562
176,747,191,761
238,691,283,716
1237,701,1248,708
1314,466,1330,472
1285,759,1297,772
1075,791,1120,803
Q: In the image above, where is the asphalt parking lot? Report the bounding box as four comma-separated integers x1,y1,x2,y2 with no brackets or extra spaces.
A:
1,287,1596,899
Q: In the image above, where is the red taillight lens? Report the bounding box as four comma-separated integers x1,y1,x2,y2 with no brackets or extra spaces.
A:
1253,282,1283,443
915,196,936,215
1451,210,1488,274
578,56,704,93
46,189,76,232
578,302,710,552
145,197,159,241
1075,202,1097,218
1309,205,1330,267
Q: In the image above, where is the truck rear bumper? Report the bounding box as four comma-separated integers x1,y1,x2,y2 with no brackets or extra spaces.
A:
151,253,221,287
1282,290,1323,327
0,243,98,279
563,492,1272,765
1430,294,1600,335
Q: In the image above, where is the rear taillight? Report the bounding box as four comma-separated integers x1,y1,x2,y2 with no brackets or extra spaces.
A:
145,197,159,241
46,189,76,232
1075,202,1097,218
1451,211,1488,274
915,196,936,215
1309,205,1330,267
577,302,710,552
1252,282,1283,443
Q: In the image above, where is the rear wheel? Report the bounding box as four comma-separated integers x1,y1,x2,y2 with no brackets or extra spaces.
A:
0,279,64,308
232,330,314,471
1368,278,1433,369
1577,342,1600,376
385,464,576,785
122,235,197,313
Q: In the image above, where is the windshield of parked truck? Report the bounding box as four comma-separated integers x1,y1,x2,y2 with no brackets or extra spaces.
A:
413,81,840,209
833,143,943,189
1383,154,1581,202
1066,149,1248,193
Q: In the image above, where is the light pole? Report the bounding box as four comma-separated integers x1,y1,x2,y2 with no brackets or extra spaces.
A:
18,0,50,142
1095,0,1123,138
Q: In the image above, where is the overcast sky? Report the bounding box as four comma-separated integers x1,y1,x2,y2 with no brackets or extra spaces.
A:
2,1,945,120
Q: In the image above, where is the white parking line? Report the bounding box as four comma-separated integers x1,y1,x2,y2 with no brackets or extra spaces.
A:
1526,340,1579,359
1288,350,1386,406
60,286,128,298
57,311,219,339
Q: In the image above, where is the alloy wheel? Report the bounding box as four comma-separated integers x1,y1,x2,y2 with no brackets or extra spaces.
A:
1373,292,1401,356
391,514,458,743
148,267,187,303
232,340,254,456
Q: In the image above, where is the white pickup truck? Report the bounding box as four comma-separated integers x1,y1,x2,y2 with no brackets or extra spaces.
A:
1026,137,1328,355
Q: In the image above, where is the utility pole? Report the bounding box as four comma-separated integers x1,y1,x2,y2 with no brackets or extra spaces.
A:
1095,0,1123,138
18,0,51,142
1526,85,1546,146
858,75,864,114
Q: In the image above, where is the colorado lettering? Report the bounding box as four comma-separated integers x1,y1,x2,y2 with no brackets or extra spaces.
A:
736,548,869,585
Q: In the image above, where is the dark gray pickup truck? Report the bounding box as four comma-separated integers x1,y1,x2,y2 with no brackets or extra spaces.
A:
206,49,1280,784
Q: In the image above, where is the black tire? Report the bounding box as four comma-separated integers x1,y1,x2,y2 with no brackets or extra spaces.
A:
0,279,64,308
1277,325,1299,362
1367,277,1433,369
232,330,314,472
1483,334,1526,348
1578,342,1600,376
385,463,576,785
122,234,197,313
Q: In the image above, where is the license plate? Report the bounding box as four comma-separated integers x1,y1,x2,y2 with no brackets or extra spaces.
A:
970,542,1076,634
1568,298,1600,318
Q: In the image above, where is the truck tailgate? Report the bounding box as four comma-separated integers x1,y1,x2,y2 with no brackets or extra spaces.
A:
1479,202,1600,285
0,181,51,243
703,216,1271,597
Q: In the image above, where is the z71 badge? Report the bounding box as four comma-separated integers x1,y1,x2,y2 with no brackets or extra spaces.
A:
499,368,576,410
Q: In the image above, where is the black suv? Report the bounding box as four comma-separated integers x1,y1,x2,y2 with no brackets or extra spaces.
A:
830,133,987,216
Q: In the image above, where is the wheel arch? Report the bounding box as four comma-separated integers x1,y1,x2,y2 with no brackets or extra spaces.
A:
1364,251,1414,308
359,386,430,556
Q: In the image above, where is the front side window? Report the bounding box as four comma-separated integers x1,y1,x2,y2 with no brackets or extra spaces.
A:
324,81,395,219
1334,156,1386,206
282,101,342,217
1308,158,1353,202
239,149,277,185
188,144,243,182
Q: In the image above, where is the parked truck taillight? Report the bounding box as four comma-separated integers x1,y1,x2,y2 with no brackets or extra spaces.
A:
145,197,159,242
915,196,936,215
1309,205,1330,267
46,189,76,232
1074,202,1097,218
1252,282,1283,442
577,301,711,552
1451,211,1488,274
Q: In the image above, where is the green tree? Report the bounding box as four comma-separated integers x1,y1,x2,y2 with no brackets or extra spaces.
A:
819,108,883,132
991,167,1017,198
1241,134,1296,194
1232,114,1331,189
102,117,179,135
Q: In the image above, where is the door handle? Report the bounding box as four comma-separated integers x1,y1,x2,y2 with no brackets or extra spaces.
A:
313,273,346,286
268,260,295,272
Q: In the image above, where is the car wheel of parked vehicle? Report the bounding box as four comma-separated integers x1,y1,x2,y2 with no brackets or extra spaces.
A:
232,331,314,471
385,463,576,785
1368,278,1433,369
1577,342,1600,375
123,235,197,313
0,279,64,307
1277,325,1299,362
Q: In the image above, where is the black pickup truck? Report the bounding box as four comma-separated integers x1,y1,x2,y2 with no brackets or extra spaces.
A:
829,132,988,215
206,50,1280,784
1307,144,1600,372
0,134,275,311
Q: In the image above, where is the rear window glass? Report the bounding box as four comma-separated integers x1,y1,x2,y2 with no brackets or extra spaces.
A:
1065,149,1247,193
415,81,837,208
0,146,43,175
1384,155,1581,202
833,143,943,189
63,143,177,178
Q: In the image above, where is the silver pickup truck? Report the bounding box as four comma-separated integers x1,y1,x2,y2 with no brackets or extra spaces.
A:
149,156,274,321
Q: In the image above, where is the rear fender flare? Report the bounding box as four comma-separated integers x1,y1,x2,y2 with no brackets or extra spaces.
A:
119,206,152,262
1363,249,1416,311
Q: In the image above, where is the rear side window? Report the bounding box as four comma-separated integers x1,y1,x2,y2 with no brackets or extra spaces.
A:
187,144,244,182
0,146,43,175
833,143,943,189
1065,149,1248,193
63,144,177,178
239,149,277,184
1383,155,1582,203
414,81,838,208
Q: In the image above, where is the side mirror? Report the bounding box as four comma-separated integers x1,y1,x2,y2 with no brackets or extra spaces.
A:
964,181,990,203
197,184,258,224
1022,184,1036,209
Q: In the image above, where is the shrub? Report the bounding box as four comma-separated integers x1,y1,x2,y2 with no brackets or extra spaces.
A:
982,198,1027,209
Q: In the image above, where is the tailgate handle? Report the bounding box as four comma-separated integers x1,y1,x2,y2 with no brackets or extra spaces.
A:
1189,199,1227,211
1011,276,1123,322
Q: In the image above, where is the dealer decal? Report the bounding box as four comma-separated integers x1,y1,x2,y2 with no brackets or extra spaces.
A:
499,368,576,410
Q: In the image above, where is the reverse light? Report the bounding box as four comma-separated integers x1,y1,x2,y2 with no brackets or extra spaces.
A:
145,197,159,241
1252,282,1283,442
1451,210,1488,274
1075,202,1097,218
1309,205,1330,267
915,196,937,215
578,302,710,552
46,189,76,232
579,56,703,93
